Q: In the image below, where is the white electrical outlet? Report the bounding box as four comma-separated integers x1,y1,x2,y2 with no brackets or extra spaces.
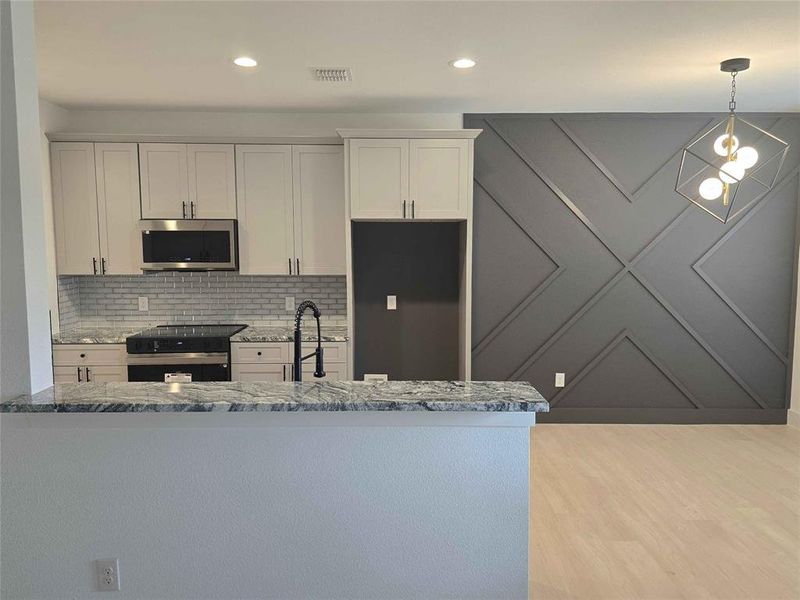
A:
285,296,295,312
364,374,388,381
386,295,397,310
95,558,120,591
137,297,148,312
555,372,565,388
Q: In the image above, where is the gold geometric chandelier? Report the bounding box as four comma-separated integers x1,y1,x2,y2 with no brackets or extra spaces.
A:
675,58,790,223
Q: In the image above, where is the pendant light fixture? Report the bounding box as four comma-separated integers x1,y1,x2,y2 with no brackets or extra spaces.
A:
675,58,790,223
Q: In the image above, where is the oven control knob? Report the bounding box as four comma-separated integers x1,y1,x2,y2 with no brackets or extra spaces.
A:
80,353,86,358
257,351,262,356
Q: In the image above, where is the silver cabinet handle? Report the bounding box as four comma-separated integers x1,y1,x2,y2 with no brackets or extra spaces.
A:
190,202,195,218
288,259,292,275
86,367,91,382
403,200,406,218
92,257,98,275
296,258,300,275
182,202,187,219
77,367,82,382
412,200,415,219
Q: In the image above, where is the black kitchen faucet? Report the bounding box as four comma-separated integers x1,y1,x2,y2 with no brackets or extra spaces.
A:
293,300,325,382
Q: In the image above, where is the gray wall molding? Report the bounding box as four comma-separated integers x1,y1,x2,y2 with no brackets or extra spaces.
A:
466,113,800,423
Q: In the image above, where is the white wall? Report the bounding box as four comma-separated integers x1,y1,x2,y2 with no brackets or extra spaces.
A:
0,0,53,399
56,108,462,138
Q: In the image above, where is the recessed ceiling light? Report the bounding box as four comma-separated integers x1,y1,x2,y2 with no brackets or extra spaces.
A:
450,58,476,69
234,56,257,68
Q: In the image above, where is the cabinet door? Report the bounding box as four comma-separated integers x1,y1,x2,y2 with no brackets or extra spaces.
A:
292,145,345,275
83,365,128,383
95,143,142,274
235,145,294,274
50,143,101,275
187,144,236,218
139,143,189,218
409,139,469,219
302,362,348,381
349,139,408,219
231,363,288,382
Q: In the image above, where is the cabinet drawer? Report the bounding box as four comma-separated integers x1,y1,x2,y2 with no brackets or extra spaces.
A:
231,342,289,364
232,363,287,382
301,341,347,363
52,344,126,366
53,364,128,383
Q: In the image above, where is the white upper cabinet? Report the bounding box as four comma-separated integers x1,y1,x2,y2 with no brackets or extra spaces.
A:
140,143,235,219
138,143,189,218
236,145,294,274
409,139,469,219
50,143,101,275
95,143,141,275
292,145,346,275
187,144,236,218
52,142,141,276
349,139,408,219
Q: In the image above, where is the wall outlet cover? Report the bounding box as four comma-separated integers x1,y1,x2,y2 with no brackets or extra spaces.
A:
285,296,295,312
555,372,565,388
386,295,397,310
364,374,389,382
95,558,120,591
137,297,148,312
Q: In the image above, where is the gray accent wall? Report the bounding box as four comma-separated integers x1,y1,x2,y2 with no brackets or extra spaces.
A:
465,113,800,423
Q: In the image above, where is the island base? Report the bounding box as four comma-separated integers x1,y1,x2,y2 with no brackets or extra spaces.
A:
1,412,533,599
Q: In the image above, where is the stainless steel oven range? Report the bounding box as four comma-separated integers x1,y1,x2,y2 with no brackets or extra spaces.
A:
126,325,247,382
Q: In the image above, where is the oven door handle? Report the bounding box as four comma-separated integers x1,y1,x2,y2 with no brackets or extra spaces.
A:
126,352,229,366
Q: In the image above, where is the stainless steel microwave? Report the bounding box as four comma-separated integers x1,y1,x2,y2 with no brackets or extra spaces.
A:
139,219,238,271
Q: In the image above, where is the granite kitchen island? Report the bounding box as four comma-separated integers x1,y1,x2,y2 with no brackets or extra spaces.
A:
1,381,547,600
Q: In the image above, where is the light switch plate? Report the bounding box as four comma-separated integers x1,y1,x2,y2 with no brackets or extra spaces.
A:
386,295,397,310
137,297,148,312
95,558,120,591
285,296,295,312
555,372,565,388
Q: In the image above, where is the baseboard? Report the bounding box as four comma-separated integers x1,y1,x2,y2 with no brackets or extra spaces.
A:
538,408,788,424
788,408,800,429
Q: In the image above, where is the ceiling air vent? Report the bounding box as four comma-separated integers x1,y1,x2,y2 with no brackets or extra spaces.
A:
312,67,352,82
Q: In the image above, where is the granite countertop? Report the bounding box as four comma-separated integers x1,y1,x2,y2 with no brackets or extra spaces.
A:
52,324,349,345
231,325,348,343
51,326,146,344
0,381,549,413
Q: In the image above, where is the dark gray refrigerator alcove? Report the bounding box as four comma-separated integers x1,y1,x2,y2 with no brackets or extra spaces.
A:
352,222,461,380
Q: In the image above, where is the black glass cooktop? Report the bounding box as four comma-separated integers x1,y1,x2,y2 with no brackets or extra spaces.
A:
126,325,247,354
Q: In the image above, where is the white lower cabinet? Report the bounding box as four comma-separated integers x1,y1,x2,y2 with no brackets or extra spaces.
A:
52,344,128,383
231,341,348,382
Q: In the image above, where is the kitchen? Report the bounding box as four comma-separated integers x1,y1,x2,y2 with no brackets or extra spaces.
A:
48,130,479,385
2,2,799,599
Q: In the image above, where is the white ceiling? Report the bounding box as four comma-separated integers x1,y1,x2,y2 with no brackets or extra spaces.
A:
35,1,800,113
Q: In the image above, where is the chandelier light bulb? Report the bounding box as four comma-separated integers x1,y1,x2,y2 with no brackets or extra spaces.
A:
698,177,724,200
713,133,739,157
735,146,759,169
719,160,745,184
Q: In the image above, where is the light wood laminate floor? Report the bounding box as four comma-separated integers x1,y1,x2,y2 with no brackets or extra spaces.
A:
530,425,800,600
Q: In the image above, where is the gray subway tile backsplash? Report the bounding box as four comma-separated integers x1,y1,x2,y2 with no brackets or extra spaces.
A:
57,272,346,329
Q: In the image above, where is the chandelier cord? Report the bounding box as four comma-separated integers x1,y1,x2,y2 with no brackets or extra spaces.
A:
729,71,737,113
